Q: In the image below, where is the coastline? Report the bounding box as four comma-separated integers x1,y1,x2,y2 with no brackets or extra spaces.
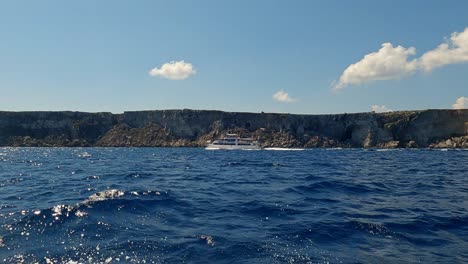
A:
1,109,467,148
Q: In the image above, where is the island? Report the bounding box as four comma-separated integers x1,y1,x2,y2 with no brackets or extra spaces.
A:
0,109,466,148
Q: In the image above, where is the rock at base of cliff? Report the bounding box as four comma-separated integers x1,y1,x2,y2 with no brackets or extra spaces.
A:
429,136,468,148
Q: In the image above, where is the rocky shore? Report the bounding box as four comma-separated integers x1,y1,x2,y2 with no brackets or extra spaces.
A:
0,109,466,148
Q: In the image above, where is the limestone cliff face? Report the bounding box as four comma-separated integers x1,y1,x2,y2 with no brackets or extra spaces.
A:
0,109,466,148
0,111,115,146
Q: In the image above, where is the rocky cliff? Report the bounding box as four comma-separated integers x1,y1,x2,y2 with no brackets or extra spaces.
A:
0,109,467,148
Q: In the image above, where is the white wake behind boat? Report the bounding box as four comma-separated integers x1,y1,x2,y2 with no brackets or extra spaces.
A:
206,134,261,150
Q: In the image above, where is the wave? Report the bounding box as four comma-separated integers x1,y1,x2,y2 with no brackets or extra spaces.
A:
375,148,400,152
295,180,380,194
1,148,467,263
239,201,300,218
325,147,343,150
205,147,221,150
0,177,25,187
264,147,305,151
78,152,92,158
225,160,286,167
7,189,172,227
350,220,394,237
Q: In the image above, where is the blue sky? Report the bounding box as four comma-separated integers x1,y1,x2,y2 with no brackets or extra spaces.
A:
0,0,467,114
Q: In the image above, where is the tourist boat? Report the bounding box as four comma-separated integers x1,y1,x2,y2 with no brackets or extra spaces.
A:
205,134,261,150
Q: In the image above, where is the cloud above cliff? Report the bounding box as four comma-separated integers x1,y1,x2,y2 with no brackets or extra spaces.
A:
452,96,468,109
334,28,468,90
371,105,393,113
333,43,418,90
419,29,468,71
149,61,196,80
273,90,296,102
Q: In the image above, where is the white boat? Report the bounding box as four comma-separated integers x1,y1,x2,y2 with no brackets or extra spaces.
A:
205,134,261,150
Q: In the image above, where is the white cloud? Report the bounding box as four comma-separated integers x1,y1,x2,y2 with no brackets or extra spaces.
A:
149,61,196,80
452,96,468,109
273,90,296,103
419,28,468,71
334,43,418,90
334,28,468,90
371,105,393,113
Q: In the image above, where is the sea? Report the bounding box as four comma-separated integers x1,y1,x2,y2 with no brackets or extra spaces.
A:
0,147,467,263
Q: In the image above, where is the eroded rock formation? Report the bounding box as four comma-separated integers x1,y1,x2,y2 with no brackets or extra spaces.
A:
0,109,466,148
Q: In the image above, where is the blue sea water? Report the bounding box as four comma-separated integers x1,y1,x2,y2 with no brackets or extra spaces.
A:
0,148,467,263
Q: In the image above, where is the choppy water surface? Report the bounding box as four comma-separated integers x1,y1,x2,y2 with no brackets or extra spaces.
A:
0,148,467,263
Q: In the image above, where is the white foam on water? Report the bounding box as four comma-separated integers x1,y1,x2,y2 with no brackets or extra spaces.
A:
78,152,92,158
46,189,162,216
40,189,127,221
376,149,398,152
264,148,305,151
199,235,215,246
205,147,221,150
85,189,125,203
75,210,88,217
51,204,73,219
241,148,261,151
86,175,101,180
